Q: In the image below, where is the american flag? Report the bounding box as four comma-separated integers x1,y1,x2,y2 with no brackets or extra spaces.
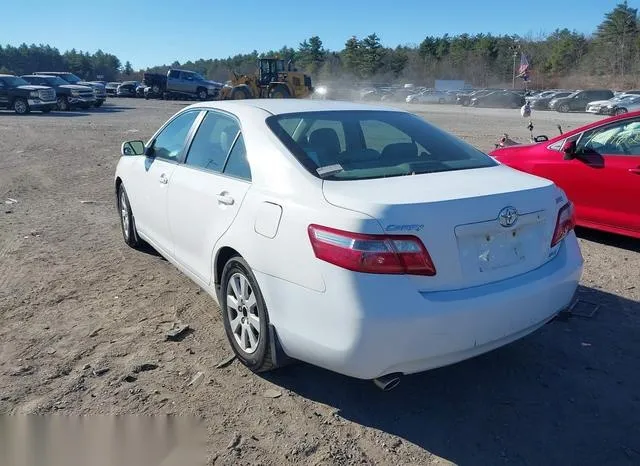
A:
517,53,530,77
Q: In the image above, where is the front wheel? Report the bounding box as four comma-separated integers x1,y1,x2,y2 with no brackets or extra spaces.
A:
615,107,628,116
57,96,70,111
13,98,29,115
197,88,208,101
117,184,143,249
221,256,276,373
559,103,570,113
269,84,290,99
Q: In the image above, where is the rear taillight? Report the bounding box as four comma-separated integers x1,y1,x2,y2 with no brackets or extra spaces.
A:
307,224,436,276
551,202,576,247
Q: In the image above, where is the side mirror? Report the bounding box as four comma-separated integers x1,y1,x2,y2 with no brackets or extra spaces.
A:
121,140,145,156
562,139,577,160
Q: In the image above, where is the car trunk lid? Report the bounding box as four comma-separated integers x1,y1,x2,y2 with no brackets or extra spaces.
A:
322,165,563,291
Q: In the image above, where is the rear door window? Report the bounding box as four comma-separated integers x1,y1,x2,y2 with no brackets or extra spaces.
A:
184,111,240,172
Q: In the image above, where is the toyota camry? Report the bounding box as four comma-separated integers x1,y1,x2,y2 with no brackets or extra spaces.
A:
114,99,583,390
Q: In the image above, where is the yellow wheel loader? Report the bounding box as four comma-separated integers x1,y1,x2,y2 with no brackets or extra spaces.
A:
219,58,313,100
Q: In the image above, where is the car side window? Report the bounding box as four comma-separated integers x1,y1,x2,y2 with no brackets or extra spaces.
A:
577,119,640,156
184,111,240,172
151,110,200,161
223,134,251,181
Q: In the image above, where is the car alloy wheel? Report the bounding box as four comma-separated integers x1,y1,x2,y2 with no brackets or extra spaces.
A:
226,272,260,354
120,189,130,242
14,99,28,114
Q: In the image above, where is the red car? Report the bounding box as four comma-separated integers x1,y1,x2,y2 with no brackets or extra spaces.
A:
490,111,640,239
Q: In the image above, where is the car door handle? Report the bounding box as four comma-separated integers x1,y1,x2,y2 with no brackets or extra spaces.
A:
629,168,640,175
216,193,234,205
159,173,168,184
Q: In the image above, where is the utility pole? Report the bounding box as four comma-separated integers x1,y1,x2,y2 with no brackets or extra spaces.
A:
511,40,520,89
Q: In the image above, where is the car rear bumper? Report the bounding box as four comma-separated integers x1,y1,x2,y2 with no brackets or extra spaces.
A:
256,232,583,380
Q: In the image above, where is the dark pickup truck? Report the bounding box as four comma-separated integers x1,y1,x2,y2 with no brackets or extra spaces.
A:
143,69,223,100
0,74,57,114
34,72,107,107
22,75,96,111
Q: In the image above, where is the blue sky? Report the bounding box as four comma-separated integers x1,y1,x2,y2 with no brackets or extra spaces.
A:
1,0,628,69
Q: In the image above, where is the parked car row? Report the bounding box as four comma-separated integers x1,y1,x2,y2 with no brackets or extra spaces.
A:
105,81,147,98
0,72,108,114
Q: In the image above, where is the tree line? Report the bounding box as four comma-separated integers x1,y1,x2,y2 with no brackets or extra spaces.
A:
1,2,638,89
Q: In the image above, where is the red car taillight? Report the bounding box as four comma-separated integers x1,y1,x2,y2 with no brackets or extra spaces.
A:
551,202,576,247
307,224,436,276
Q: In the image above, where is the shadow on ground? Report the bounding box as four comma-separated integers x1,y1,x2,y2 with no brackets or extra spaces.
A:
265,286,640,465
576,227,640,253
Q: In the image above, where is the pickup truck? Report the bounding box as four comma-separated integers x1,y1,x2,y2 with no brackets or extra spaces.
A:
143,69,223,100
0,74,57,114
34,72,107,107
21,75,96,111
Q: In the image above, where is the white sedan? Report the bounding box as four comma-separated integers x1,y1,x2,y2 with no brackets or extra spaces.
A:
115,99,583,390
406,90,448,104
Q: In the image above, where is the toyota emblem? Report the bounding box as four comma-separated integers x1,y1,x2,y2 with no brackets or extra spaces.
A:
498,206,518,227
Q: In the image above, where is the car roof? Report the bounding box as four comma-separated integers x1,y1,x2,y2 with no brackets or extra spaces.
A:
183,99,406,115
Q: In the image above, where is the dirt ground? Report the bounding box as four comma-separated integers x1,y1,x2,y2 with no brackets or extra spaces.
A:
1,98,639,466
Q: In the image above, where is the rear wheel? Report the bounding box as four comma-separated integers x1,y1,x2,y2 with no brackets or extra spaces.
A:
221,256,276,373
13,98,29,115
230,86,251,100
269,84,290,99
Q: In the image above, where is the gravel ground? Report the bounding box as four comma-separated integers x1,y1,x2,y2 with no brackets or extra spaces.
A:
0,98,639,466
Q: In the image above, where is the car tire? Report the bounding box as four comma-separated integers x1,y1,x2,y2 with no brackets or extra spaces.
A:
57,96,70,111
615,107,628,116
117,184,143,249
269,84,290,99
94,101,103,108
197,87,208,101
559,103,570,113
221,256,276,373
13,98,29,115
231,86,251,100
41,107,52,114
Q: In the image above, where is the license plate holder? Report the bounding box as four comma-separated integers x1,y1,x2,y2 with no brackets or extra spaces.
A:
477,229,525,272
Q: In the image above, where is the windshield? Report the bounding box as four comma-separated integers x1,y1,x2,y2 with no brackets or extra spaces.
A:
61,73,82,84
3,76,30,87
193,73,205,81
44,76,69,86
266,110,497,181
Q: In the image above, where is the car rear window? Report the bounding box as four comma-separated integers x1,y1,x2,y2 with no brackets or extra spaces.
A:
265,110,497,180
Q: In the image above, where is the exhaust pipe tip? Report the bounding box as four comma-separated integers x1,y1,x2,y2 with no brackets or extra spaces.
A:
373,373,402,391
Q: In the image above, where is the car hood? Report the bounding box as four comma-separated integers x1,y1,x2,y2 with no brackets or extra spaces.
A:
587,99,612,106
203,79,223,88
17,85,50,91
60,84,93,91
80,81,105,90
